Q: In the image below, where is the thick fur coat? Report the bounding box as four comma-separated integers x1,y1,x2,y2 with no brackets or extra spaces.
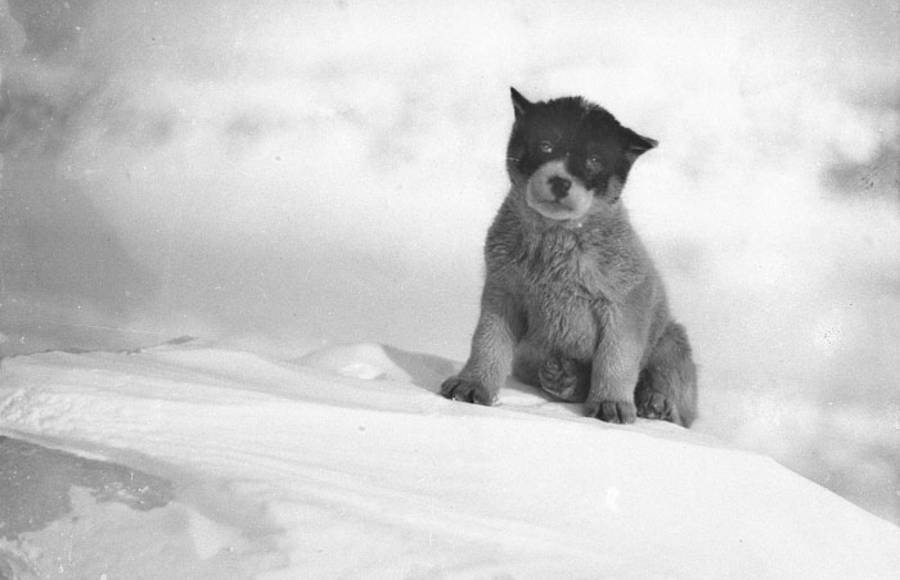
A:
441,89,698,426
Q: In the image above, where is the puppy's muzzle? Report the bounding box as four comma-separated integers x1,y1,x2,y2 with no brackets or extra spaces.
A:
548,176,572,199
525,160,594,222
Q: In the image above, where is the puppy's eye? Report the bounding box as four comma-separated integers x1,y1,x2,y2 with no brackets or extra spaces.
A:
586,154,603,171
538,141,554,154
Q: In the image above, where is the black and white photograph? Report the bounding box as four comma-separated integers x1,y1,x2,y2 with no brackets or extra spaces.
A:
1,1,898,577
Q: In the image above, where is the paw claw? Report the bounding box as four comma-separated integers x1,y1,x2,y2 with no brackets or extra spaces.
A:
440,377,495,406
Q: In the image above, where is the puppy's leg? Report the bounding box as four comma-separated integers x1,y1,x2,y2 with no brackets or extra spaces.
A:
635,322,698,427
441,286,522,405
511,341,545,387
585,306,645,424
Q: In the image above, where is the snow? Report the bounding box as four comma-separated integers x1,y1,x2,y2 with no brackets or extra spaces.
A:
1,0,900,575
1,340,899,578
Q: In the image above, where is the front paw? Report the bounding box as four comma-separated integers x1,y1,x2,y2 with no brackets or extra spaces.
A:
440,376,496,406
585,400,636,424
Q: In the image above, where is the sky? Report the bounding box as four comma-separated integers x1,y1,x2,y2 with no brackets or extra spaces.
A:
1,0,898,523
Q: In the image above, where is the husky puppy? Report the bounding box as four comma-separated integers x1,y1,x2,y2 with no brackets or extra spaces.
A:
441,88,698,426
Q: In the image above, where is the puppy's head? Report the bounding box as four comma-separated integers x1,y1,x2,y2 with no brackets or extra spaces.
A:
506,87,657,223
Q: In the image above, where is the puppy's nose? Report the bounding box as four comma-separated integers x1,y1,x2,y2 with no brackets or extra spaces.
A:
548,176,572,199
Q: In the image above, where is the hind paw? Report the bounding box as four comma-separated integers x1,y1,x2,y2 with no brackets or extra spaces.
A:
538,357,581,402
636,390,675,422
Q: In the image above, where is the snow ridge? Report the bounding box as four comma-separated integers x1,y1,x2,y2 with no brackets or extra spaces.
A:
1,342,898,578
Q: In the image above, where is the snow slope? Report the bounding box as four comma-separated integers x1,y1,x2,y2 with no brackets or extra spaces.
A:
1,341,898,579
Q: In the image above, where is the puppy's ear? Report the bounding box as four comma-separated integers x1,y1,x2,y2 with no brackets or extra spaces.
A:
510,87,533,119
621,126,658,162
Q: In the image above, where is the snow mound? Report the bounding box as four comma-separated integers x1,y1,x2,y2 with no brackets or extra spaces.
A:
294,342,457,387
1,342,898,579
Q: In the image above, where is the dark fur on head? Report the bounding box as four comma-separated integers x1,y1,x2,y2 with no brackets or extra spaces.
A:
507,87,657,204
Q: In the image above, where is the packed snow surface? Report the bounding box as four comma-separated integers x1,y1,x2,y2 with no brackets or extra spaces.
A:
1,341,898,579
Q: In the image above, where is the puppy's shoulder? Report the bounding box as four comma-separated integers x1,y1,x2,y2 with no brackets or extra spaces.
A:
484,196,526,264
580,211,661,294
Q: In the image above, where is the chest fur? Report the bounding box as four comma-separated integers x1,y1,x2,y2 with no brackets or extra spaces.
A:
517,230,608,358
